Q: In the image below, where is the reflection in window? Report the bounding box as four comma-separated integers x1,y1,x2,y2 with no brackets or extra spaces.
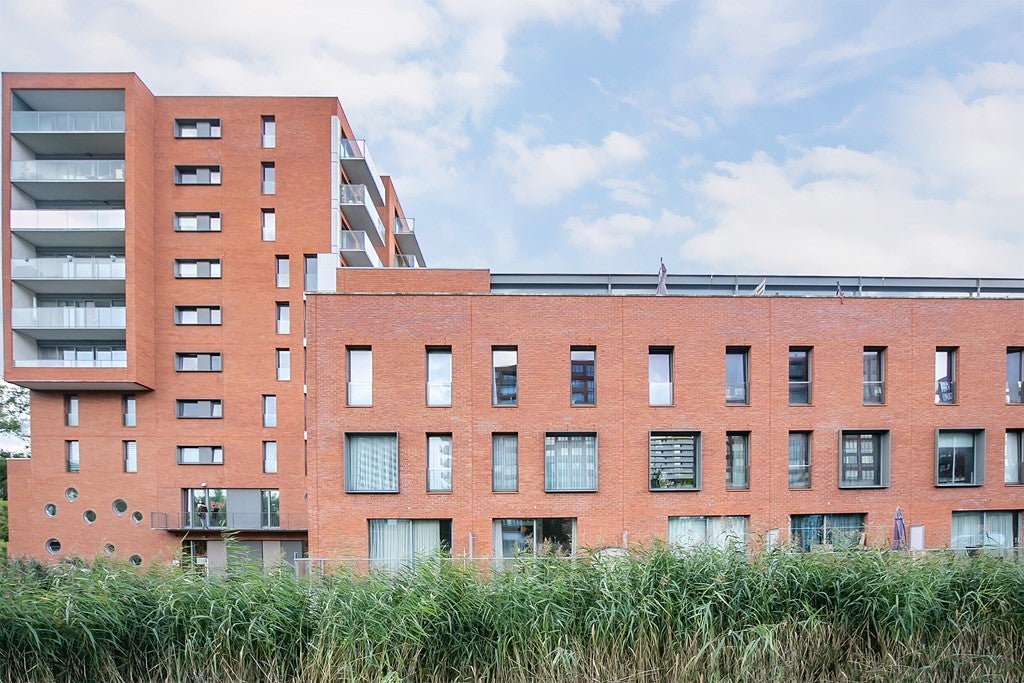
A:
935,348,957,404
726,347,749,404
492,347,518,406
648,347,672,405
570,347,595,405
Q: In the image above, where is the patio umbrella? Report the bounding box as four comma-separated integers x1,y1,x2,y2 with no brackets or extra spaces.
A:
892,507,908,550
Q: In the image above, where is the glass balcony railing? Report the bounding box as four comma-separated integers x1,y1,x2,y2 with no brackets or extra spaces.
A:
339,230,382,267
15,357,127,368
150,512,305,531
10,307,127,329
11,256,126,280
10,208,125,230
394,254,421,268
10,159,125,182
10,111,125,134
394,217,415,235
338,138,385,201
339,184,386,244
649,382,673,406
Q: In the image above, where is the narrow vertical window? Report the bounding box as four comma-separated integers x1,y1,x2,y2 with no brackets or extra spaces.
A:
263,441,278,473
492,434,518,492
261,162,275,194
261,115,276,148
304,254,318,291
275,256,289,288
122,394,136,427
123,441,137,473
66,441,80,473
648,347,673,405
426,347,452,406
276,349,290,381
570,347,596,405
1007,348,1023,404
347,347,372,406
276,302,290,334
263,395,277,428
725,432,749,490
492,347,518,406
935,347,957,404
725,347,749,404
261,209,276,241
863,347,885,404
64,395,79,427
788,347,811,404
1005,430,1023,485
788,432,811,489
427,434,453,492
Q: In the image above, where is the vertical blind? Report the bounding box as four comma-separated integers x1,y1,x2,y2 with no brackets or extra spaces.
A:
346,434,398,492
492,434,518,491
544,433,597,491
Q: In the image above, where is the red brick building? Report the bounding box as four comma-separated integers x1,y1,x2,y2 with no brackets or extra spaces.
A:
3,73,1022,570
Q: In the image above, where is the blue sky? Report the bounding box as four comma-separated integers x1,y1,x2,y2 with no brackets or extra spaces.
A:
1,0,1022,277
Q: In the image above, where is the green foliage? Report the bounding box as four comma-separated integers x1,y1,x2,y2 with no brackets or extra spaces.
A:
0,548,1021,682
0,456,6,500
0,383,28,438
0,500,7,541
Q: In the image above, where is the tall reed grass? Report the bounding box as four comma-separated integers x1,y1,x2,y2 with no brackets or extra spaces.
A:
1,547,1021,682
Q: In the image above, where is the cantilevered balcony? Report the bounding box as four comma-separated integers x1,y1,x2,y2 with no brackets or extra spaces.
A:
339,138,385,206
339,184,385,247
10,306,127,340
150,512,307,532
11,256,126,294
10,159,125,202
394,253,422,268
10,110,125,155
393,217,425,265
339,230,382,268
10,209,125,248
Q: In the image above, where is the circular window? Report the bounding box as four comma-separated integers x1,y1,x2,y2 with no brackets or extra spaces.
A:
128,555,142,567
83,510,97,524
103,543,115,555
65,487,78,502
44,503,57,518
45,539,61,554
131,511,143,523
112,499,128,515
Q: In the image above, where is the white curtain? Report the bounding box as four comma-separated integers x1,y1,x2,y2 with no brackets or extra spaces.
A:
427,435,452,492
668,517,706,549
952,512,1014,553
347,349,372,405
545,434,597,491
427,349,452,405
1006,432,1021,484
492,434,518,491
369,519,411,570
346,434,398,492
669,516,748,551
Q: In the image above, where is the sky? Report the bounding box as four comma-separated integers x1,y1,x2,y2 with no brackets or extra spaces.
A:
1,0,1022,277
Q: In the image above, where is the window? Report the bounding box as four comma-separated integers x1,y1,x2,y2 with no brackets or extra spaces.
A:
492,347,518,406
951,511,1019,556
725,432,749,490
649,432,700,491
174,306,221,325
788,347,811,404
669,516,748,552
65,440,79,473
936,429,984,486
863,347,885,404
174,118,221,138
176,446,223,465
788,432,811,489
726,347,749,404
276,349,290,381
790,514,865,551
345,433,399,493
261,115,275,148
123,441,137,473
64,394,78,427
175,399,223,419
649,347,673,405
1007,430,1023,484
1008,348,1023,404
303,255,317,291
276,302,289,334
492,434,518,492
839,430,890,488
261,209,275,241
275,256,290,288
174,165,221,185
262,395,277,428
935,347,957,404
493,518,575,562
261,162,275,194
570,347,596,405
174,212,221,232
427,434,452,492
263,442,277,473
544,433,597,492
426,347,452,406
175,352,222,372
347,347,372,405
369,519,452,570
122,394,136,427
174,259,221,278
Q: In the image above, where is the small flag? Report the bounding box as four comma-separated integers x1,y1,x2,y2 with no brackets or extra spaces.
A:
753,278,766,296
836,281,844,304
656,258,668,296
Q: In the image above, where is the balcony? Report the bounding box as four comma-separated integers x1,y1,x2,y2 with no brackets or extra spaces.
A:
10,209,125,248
394,253,422,268
339,230,382,268
10,159,125,202
10,306,126,340
393,217,425,265
339,184,385,247
11,256,126,294
338,138,385,205
10,111,125,155
150,512,307,532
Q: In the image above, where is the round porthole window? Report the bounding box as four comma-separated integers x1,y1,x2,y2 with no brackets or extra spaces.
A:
83,510,97,524
112,499,128,515
131,511,143,523
45,539,61,554
44,503,57,518
65,487,78,502
104,543,115,555
128,555,142,567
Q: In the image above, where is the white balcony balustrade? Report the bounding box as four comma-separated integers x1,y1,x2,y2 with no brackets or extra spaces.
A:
339,230,382,268
339,184,386,246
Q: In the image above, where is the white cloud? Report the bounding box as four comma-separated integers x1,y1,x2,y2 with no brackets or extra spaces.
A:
564,209,694,254
602,179,652,208
656,115,702,139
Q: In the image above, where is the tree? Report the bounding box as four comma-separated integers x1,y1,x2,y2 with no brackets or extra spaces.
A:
0,383,28,438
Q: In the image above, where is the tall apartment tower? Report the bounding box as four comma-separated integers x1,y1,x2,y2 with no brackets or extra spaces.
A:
2,72,423,569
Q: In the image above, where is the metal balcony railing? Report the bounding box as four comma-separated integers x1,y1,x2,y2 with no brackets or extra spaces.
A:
10,159,125,182
10,110,125,133
150,512,307,531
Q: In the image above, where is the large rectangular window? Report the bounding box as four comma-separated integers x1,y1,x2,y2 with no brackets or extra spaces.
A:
1006,430,1023,485
951,511,1019,556
426,347,452,406
726,347,749,404
276,349,290,381
544,433,597,492
935,347,957,404
492,347,518,406
668,516,748,552
263,442,277,474
262,395,277,428
369,519,452,570
174,118,221,138
345,433,399,493
174,165,221,185
648,347,673,405
275,302,290,334
788,431,811,489
176,446,223,465
649,431,700,491
788,347,811,404
936,429,984,486
839,431,889,488
347,347,372,405
427,434,452,492
261,209,276,241
123,441,137,473
174,259,221,278
570,347,595,405
493,518,575,562
492,434,518,492
790,513,866,551
275,256,289,288
175,399,223,419
64,394,78,427
175,352,222,372
725,432,749,490
261,115,276,148
174,306,221,325
261,162,275,194
65,440,79,473
1008,348,1023,404
174,212,221,232
122,394,136,427
863,347,885,404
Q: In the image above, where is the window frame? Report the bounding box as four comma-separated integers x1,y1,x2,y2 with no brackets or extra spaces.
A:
863,347,886,404
174,259,222,279
569,346,596,406
261,115,276,148
175,399,223,419
175,352,222,372
838,430,890,488
263,441,278,474
935,347,957,404
173,212,221,232
174,306,221,326
648,346,673,406
65,440,79,473
725,431,750,490
544,432,598,492
1006,429,1024,485
787,431,812,489
123,440,137,473
347,347,372,406
173,118,221,138
492,346,518,406
64,394,78,427
648,431,700,491
262,394,277,428
1008,348,1023,404
261,161,275,194
492,433,519,492
275,256,290,288
788,347,811,405
122,394,137,427
174,165,221,185
275,302,290,335
344,432,400,493
276,348,291,381
426,346,452,407
176,446,224,465
935,428,985,487
261,208,276,241
426,434,453,493
725,346,750,405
